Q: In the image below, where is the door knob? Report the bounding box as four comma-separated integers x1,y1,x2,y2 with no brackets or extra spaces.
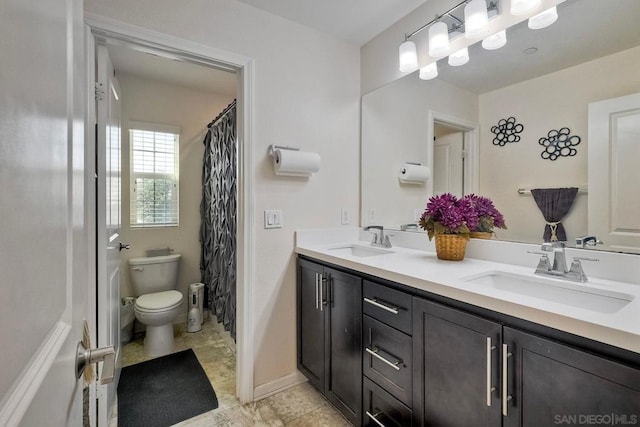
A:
75,341,115,384
119,242,131,251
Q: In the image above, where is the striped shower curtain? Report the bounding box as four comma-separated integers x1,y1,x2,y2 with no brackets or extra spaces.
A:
200,101,237,339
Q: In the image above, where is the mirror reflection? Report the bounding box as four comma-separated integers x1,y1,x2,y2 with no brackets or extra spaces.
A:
361,0,640,253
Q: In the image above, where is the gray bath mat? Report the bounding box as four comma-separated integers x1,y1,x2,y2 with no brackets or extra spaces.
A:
117,349,218,427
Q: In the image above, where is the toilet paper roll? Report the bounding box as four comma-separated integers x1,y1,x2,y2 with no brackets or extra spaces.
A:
399,163,431,184
273,149,321,177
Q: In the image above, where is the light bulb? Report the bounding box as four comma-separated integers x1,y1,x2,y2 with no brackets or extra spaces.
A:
398,40,419,72
419,62,438,80
429,22,450,58
464,0,489,39
528,6,558,29
448,47,469,66
482,29,507,50
510,0,541,16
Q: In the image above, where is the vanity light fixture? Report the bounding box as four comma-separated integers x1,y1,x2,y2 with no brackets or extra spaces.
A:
528,6,558,29
448,47,470,66
464,0,489,39
398,0,499,79
399,40,419,72
510,0,541,16
482,29,507,50
429,21,450,58
419,62,438,80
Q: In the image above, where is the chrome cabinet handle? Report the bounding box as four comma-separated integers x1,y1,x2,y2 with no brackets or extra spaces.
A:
365,411,386,427
365,346,402,371
364,297,399,314
315,273,319,310
486,337,496,407
319,274,324,312
502,344,513,416
132,266,144,272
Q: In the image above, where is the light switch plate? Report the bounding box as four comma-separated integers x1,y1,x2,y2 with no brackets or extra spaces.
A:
369,208,377,222
414,208,423,222
264,209,283,229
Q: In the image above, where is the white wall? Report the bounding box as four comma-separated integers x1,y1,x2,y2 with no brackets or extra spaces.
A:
85,0,361,388
117,73,234,321
479,46,640,244
361,74,478,228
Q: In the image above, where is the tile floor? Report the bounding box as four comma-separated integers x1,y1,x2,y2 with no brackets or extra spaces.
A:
115,318,351,426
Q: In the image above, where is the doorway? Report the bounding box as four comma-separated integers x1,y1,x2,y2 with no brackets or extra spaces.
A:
427,111,479,197
85,17,255,426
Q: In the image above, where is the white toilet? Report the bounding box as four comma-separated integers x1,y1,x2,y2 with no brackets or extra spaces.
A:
129,253,183,357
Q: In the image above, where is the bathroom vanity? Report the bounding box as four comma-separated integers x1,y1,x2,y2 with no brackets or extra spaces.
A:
296,230,640,426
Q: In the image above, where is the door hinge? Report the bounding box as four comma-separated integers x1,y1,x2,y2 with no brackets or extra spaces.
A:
94,82,105,101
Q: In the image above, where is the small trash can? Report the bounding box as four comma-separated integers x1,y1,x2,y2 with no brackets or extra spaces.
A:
121,297,135,344
187,283,205,333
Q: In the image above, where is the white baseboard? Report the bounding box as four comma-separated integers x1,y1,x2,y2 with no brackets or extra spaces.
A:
253,371,308,402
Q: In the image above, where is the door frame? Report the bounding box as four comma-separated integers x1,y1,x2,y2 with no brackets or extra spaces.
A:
427,110,479,196
84,13,256,414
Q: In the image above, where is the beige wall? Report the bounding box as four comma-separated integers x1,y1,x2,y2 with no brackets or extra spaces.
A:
361,74,478,228
85,0,361,388
118,73,235,322
479,46,640,244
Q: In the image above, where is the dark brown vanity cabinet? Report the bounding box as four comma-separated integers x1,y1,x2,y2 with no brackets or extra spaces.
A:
297,258,362,426
298,257,640,427
413,298,503,426
502,327,640,427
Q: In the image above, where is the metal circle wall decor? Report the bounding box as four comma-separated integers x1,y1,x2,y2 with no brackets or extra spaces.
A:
538,127,581,161
491,117,524,146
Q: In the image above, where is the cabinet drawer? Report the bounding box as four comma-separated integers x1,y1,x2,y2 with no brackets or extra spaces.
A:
363,281,412,335
363,376,413,427
363,315,412,407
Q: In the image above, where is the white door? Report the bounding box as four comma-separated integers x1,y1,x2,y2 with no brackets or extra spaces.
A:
433,132,465,197
95,44,123,424
588,92,640,254
0,0,88,425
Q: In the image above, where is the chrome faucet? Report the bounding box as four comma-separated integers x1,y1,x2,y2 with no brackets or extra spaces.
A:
529,241,598,282
575,235,603,249
364,225,392,248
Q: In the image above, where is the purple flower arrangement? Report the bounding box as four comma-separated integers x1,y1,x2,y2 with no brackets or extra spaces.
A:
462,194,507,234
419,193,506,241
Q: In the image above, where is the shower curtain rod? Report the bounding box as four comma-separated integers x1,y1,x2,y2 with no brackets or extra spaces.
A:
207,99,237,128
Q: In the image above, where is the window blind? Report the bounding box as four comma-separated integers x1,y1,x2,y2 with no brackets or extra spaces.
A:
130,128,179,227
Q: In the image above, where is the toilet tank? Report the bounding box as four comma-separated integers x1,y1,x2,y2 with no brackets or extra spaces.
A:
129,254,181,296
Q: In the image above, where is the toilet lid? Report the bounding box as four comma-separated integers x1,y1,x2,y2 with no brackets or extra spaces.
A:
136,290,182,311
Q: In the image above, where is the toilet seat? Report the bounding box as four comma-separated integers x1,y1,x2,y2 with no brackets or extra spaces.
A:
135,290,182,312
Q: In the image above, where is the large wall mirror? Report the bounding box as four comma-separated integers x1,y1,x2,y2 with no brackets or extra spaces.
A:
361,0,640,254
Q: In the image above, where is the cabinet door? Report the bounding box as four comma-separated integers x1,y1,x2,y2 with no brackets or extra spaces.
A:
413,297,502,426
326,267,362,426
364,376,413,427
297,259,327,393
503,327,640,427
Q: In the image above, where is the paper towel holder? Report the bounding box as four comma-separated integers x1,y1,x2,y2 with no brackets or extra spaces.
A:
399,162,430,184
267,144,300,157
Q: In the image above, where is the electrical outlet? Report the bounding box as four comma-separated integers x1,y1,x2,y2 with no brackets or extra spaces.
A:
341,208,350,225
368,208,377,223
414,208,423,222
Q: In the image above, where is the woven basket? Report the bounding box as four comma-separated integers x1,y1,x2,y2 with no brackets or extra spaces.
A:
434,233,468,261
469,231,493,240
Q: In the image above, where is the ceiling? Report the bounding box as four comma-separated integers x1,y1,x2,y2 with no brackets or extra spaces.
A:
236,0,428,45
107,44,237,97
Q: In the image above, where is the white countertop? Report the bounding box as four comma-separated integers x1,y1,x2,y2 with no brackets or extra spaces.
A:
295,228,640,354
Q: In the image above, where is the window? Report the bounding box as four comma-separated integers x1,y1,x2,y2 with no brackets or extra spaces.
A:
129,122,180,227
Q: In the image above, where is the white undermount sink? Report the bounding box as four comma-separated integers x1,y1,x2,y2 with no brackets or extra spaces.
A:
464,271,634,314
327,244,395,258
